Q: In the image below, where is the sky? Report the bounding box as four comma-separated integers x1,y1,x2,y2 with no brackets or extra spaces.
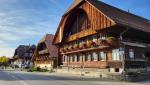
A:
0,0,150,57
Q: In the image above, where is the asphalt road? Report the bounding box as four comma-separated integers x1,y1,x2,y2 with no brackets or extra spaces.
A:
0,70,149,85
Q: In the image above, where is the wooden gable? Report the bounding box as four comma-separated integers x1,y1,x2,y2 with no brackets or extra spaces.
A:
80,1,116,30
53,0,116,44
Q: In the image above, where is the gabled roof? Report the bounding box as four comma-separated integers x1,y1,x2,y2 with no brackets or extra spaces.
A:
38,34,58,57
87,0,150,33
65,0,150,33
14,45,35,58
65,0,83,15
53,0,150,44
39,34,52,44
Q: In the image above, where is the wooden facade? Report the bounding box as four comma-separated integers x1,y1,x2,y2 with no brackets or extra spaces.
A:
33,34,58,70
53,0,150,73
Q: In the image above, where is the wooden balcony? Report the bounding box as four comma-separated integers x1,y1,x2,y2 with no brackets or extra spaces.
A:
39,49,49,55
61,45,109,55
66,29,97,42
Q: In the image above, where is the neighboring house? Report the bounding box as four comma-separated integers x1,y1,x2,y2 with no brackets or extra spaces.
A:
32,34,58,70
13,45,36,68
53,0,150,77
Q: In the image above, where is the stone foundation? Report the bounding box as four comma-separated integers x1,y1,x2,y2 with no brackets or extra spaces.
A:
56,67,122,80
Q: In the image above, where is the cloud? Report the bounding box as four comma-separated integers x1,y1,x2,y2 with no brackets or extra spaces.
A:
0,4,60,57
0,41,15,57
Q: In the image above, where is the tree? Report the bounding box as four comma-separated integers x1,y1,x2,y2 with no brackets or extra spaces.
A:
0,56,10,66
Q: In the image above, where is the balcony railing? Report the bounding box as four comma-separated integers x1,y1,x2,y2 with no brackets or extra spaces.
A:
39,49,49,55
67,29,96,42
60,39,118,53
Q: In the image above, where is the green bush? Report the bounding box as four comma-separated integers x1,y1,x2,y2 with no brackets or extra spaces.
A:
36,67,41,71
28,67,49,72
27,67,39,72
15,65,19,68
40,69,48,72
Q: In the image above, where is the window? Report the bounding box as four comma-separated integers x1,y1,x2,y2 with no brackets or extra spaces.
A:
72,55,75,62
112,49,121,60
99,33,107,40
87,53,92,61
129,49,134,59
92,35,97,42
85,54,88,61
99,52,106,61
74,54,77,62
82,54,85,62
92,52,98,61
115,68,119,72
63,55,67,62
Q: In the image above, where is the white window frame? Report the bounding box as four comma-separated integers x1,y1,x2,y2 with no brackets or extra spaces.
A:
92,52,98,61
74,54,77,62
70,55,73,62
129,49,134,59
112,49,121,61
99,51,106,61
92,35,97,42
87,53,91,61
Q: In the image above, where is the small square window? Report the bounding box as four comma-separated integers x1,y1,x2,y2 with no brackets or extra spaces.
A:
129,49,134,59
115,68,119,72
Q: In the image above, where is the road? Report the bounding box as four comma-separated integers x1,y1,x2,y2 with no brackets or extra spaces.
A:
0,70,149,85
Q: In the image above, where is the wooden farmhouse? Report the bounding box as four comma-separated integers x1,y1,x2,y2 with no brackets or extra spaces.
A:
32,34,58,70
53,0,150,77
13,45,36,68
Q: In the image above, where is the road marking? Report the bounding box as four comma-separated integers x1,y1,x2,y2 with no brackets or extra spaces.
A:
7,72,28,85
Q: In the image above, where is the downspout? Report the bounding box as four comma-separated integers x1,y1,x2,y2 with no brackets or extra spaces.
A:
119,27,129,41
119,26,129,81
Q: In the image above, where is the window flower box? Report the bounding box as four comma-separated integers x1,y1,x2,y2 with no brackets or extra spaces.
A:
60,48,64,52
73,44,79,49
79,42,86,49
107,37,118,46
86,40,93,48
68,45,73,50
64,46,68,51
96,39,102,46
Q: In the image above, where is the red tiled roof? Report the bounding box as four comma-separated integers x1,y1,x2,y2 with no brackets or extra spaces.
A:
44,34,58,57
36,34,58,58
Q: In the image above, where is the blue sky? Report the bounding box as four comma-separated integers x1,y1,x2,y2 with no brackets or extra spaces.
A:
0,0,150,57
